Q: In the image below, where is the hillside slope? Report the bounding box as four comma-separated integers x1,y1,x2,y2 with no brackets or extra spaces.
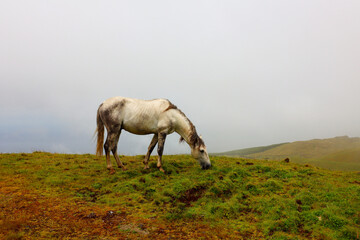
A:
321,147,360,163
216,136,360,171
250,136,360,159
213,143,288,157
1,152,359,239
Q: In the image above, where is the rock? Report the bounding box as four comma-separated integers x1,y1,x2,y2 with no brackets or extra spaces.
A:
86,212,97,219
106,211,115,218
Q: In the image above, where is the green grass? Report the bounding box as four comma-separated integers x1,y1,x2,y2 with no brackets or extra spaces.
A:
295,156,360,172
1,152,359,239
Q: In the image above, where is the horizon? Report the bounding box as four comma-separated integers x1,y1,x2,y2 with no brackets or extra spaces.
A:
1,135,358,155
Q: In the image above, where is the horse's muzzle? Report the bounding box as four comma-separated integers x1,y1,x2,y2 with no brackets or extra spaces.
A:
201,163,211,170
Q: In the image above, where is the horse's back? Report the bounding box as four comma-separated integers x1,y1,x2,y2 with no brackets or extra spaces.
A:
99,96,172,134
101,97,170,112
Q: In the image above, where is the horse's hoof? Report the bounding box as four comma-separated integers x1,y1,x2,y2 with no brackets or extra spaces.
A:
143,166,150,170
159,167,165,173
109,169,116,175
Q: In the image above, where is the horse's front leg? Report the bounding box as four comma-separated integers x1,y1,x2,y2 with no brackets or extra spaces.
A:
144,134,158,169
157,132,167,173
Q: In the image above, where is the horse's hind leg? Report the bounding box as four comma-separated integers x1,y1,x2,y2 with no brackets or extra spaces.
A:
157,132,167,173
144,134,158,169
104,128,125,174
112,148,126,171
104,137,115,174
111,130,127,170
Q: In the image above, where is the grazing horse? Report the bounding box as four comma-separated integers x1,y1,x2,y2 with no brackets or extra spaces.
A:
95,96,211,174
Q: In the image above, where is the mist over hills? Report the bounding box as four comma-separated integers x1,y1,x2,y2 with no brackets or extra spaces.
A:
214,136,360,171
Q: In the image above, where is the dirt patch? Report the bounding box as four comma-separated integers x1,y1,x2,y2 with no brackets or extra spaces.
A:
179,185,207,207
76,187,99,202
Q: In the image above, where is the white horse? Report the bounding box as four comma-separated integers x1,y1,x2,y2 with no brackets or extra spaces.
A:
95,96,211,174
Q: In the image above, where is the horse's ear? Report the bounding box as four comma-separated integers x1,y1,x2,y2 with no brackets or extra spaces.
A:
179,136,185,143
199,135,203,139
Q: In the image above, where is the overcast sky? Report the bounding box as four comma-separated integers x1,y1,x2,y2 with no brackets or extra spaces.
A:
1,0,360,155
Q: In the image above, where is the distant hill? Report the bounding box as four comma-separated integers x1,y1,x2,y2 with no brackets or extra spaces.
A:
214,136,360,171
213,143,288,157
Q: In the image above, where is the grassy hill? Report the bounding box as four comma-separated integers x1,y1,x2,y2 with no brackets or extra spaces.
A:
1,152,359,239
213,143,288,157
215,136,360,171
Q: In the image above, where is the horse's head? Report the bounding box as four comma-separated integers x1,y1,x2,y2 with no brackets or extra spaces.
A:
191,138,211,170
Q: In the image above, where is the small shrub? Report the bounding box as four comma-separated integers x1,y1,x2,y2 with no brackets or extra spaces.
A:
251,165,272,173
209,179,234,198
340,226,359,240
246,183,260,195
268,232,299,240
263,180,283,193
295,191,317,206
209,203,237,219
298,169,315,176
322,212,347,230
299,211,320,225
92,183,102,189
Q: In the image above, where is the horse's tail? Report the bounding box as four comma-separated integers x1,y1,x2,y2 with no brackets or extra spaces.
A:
95,105,104,156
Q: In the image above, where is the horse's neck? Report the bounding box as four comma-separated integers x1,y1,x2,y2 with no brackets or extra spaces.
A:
173,111,196,146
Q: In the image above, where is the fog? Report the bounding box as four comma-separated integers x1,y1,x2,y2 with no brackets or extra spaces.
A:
1,0,360,155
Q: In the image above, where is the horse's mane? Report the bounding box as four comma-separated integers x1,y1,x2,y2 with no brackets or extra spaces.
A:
165,100,204,148
180,131,204,148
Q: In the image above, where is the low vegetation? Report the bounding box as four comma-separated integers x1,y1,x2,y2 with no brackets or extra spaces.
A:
1,152,359,239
